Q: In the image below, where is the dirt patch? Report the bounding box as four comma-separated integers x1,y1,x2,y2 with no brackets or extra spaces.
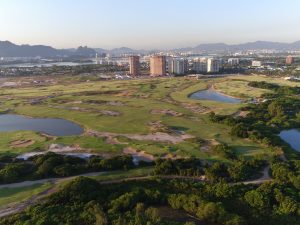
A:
151,109,183,117
123,147,155,161
148,121,168,133
10,139,35,148
233,110,250,118
107,101,125,106
181,103,209,114
50,106,121,116
84,100,125,106
99,110,121,116
74,90,122,96
200,139,220,152
86,129,194,144
125,132,193,144
115,90,136,97
48,143,81,153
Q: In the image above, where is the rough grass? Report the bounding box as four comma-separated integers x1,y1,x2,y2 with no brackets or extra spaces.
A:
0,182,52,207
93,167,154,181
0,76,283,160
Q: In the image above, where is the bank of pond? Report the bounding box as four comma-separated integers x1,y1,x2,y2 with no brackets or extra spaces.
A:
280,129,300,152
189,88,242,103
0,114,83,136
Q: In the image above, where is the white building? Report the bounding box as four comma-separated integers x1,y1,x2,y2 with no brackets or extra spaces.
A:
252,61,262,67
193,58,207,73
207,58,220,73
168,58,188,75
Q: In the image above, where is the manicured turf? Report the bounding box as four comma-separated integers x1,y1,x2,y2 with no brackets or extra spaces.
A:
0,75,292,160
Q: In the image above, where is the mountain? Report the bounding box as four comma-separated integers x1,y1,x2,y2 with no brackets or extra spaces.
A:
1,40,300,57
0,41,69,57
191,41,300,52
73,46,96,57
0,41,96,58
109,47,137,55
193,43,230,51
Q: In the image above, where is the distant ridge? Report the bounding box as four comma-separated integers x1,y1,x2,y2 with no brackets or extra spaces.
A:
0,41,95,58
1,40,300,57
192,41,300,52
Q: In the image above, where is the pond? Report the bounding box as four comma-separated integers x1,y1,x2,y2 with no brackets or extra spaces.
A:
0,114,83,136
279,129,300,152
189,89,242,103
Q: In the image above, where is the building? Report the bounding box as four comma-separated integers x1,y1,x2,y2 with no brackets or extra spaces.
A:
252,60,262,67
129,56,140,76
193,58,207,73
95,53,100,65
168,58,188,75
150,56,166,76
286,56,294,65
228,58,240,66
207,58,220,73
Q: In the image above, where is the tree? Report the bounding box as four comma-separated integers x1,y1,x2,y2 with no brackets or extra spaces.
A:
196,202,227,223
205,163,229,182
145,207,160,223
271,163,291,183
244,190,266,209
277,197,298,215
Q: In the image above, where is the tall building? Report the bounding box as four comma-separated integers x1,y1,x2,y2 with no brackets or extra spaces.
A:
207,58,220,73
286,56,294,65
193,58,207,73
129,56,140,76
150,56,166,76
168,58,188,75
228,58,240,66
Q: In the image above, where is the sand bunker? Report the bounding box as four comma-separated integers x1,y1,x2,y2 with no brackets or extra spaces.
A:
181,103,209,114
151,109,183,117
86,129,194,144
10,139,35,148
200,139,220,152
50,106,121,116
123,147,155,162
99,110,121,116
233,111,250,118
48,143,81,153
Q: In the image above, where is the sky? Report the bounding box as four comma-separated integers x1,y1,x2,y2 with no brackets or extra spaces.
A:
0,0,300,49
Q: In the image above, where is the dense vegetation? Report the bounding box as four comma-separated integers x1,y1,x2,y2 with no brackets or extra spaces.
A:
0,153,139,184
210,81,300,159
2,173,300,225
154,157,266,182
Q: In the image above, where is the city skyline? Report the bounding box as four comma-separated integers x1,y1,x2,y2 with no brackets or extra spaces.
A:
1,0,300,49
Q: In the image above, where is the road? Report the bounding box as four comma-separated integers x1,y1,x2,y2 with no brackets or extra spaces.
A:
0,172,105,189
0,167,272,218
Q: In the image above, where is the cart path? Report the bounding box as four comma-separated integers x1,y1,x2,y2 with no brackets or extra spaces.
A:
0,166,271,218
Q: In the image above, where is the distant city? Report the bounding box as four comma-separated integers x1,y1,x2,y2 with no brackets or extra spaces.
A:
1,40,300,81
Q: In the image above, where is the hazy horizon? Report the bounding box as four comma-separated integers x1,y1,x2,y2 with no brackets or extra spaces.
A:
1,0,300,49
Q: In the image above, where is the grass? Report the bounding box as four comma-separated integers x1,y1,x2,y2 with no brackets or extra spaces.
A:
0,182,53,207
0,168,153,208
214,75,300,98
94,167,154,181
0,75,291,161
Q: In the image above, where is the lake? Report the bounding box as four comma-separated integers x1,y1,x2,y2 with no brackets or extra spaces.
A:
0,61,96,68
279,129,300,152
0,114,83,136
189,89,242,103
